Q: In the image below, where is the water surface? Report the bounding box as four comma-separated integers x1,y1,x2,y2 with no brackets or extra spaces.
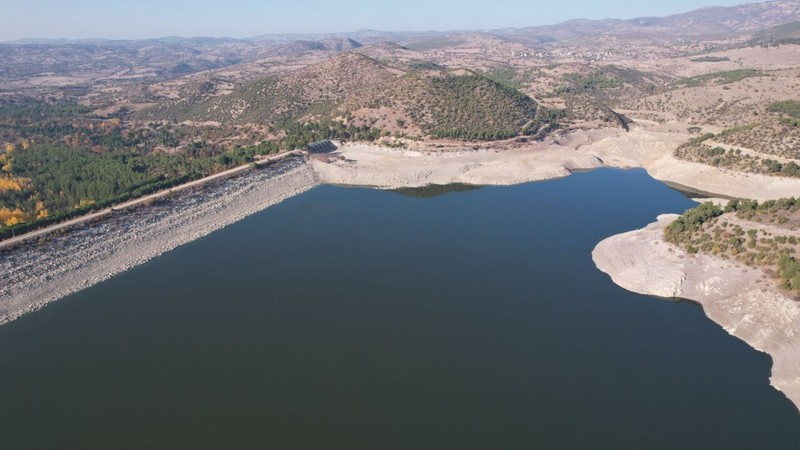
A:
1,168,798,449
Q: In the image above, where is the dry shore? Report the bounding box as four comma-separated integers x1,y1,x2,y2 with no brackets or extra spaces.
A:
309,142,603,188
309,124,800,201
576,126,800,201
0,158,317,326
593,215,800,411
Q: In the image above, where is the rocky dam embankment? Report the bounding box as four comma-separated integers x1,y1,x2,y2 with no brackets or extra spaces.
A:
0,157,317,325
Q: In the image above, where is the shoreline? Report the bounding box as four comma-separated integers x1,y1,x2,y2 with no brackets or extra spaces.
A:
4,124,800,322
0,150,304,250
2,123,800,413
308,125,800,201
2,139,612,328
572,126,800,202
308,142,604,188
307,134,800,413
0,158,318,326
593,215,800,412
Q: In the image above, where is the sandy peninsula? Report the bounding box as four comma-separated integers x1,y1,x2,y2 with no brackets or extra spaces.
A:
593,215,800,411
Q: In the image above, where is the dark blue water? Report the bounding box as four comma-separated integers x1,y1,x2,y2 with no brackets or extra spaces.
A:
1,168,798,449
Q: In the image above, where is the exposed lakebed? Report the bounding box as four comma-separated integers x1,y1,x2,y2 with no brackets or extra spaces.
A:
1,168,798,449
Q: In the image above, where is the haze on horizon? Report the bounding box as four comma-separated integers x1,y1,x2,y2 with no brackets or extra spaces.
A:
3,0,750,41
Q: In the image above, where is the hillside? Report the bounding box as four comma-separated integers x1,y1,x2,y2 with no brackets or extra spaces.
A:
139,53,396,124
751,20,800,45
139,52,551,140
382,73,541,139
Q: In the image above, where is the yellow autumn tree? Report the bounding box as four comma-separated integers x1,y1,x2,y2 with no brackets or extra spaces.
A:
75,199,96,208
0,153,11,173
0,177,25,191
0,208,28,227
35,201,48,219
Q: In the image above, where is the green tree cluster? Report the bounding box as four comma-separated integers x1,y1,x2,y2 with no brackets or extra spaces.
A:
768,100,800,119
677,69,762,87
664,202,723,243
779,254,800,292
409,74,540,141
664,198,800,297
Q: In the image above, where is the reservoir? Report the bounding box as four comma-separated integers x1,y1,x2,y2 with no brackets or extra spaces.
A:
1,168,798,448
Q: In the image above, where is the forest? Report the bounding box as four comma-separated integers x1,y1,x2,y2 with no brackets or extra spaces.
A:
0,100,383,237
404,74,540,140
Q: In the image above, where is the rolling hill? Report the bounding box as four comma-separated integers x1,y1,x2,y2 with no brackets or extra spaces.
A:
139,52,552,140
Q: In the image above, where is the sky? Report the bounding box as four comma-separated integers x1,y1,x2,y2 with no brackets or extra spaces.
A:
2,0,751,41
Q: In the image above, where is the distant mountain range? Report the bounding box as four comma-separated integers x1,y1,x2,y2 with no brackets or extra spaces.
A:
5,0,800,47
6,36,245,47
495,0,800,43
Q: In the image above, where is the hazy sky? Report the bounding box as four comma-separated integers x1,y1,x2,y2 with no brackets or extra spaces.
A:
3,0,750,41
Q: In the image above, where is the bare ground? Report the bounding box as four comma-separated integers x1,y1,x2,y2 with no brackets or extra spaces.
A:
309,141,603,188
311,123,800,201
